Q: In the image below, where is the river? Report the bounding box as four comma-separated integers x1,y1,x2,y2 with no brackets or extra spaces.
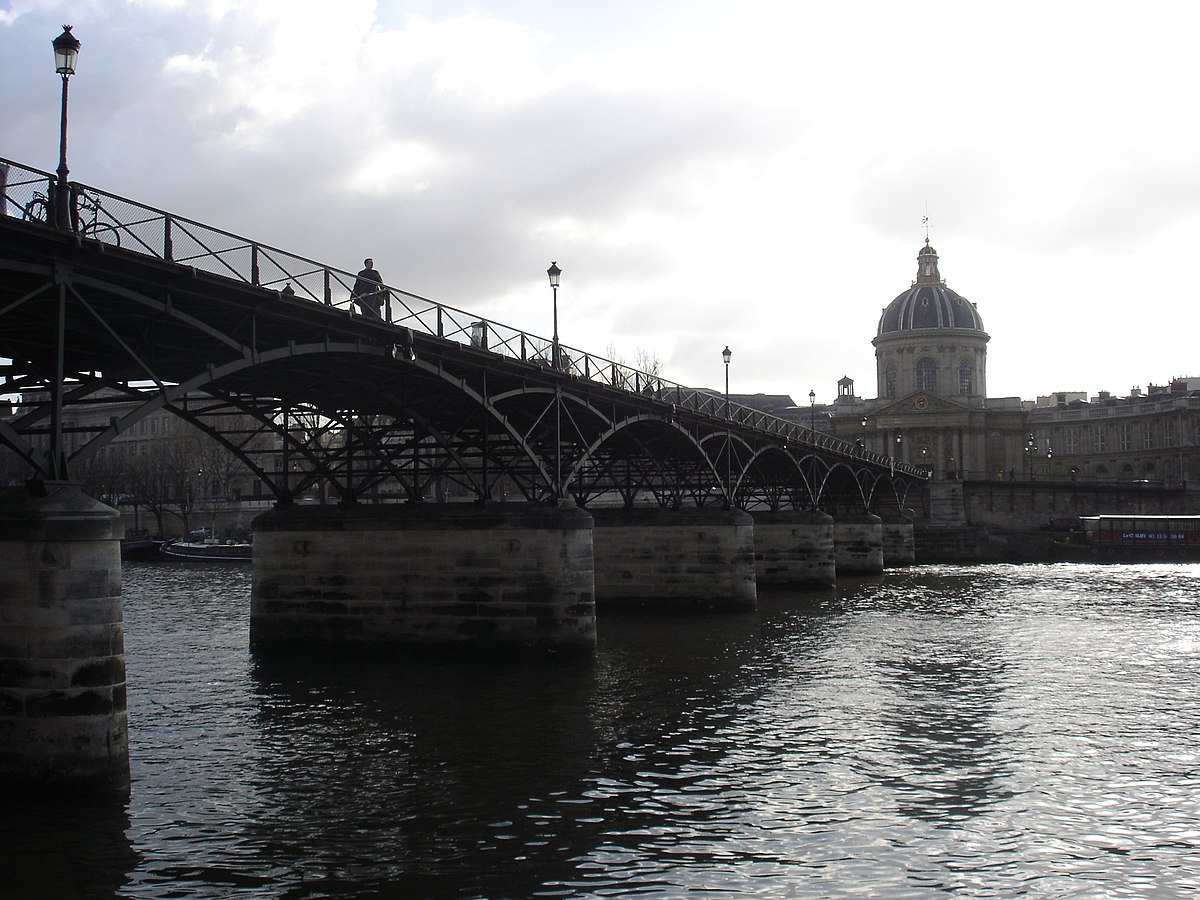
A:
4,561,1200,898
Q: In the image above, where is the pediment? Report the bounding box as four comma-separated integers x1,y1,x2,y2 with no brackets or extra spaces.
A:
874,392,969,416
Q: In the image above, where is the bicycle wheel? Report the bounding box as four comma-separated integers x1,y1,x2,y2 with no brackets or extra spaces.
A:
22,196,50,223
82,222,121,247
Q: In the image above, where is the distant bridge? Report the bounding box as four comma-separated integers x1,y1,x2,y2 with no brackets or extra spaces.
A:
0,156,926,515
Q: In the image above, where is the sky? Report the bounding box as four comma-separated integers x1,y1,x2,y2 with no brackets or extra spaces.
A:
2,0,1198,406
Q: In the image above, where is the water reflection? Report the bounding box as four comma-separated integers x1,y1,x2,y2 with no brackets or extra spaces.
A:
0,797,139,899
858,571,1015,824
238,610,774,896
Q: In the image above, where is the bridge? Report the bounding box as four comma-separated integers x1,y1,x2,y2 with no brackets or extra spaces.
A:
0,155,926,793
0,157,924,511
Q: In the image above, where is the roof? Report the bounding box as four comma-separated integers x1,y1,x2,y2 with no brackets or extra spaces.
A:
875,241,987,338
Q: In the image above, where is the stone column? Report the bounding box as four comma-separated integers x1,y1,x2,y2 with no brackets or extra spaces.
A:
833,512,884,575
751,509,835,589
251,501,595,655
0,484,128,797
591,507,756,610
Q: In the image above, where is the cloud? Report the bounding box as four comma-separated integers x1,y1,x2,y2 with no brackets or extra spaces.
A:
4,1,1200,401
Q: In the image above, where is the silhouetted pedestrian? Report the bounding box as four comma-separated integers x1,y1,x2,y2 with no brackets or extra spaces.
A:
351,258,386,318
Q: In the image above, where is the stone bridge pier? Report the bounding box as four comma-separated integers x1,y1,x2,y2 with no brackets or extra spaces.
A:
250,501,596,655
0,484,129,797
833,512,885,575
751,510,836,589
590,507,757,611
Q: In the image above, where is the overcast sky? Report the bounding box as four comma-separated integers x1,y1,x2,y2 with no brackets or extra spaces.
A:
3,0,1197,405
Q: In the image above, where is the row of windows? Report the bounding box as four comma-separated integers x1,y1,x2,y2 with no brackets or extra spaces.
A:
1040,418,1198,454
884,358,974,398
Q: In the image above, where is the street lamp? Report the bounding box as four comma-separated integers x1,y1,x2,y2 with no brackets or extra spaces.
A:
809,389,816,432
546,261,561,369
895,433,903,459
722,345,732,500
52,25,81,231
861,416,868,452
722,346,731,417
1025,432,1035,480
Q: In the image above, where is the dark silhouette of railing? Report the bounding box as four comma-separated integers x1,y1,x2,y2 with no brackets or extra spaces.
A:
0,155,926,477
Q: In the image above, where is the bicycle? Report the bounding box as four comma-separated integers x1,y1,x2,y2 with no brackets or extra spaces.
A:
22,189,50,224
76,191,122,247
21,187,121,247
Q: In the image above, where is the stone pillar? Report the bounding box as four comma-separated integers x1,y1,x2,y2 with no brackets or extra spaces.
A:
833,512,884,575
751,509,835,589
0,484,128,797
251,501,595,654
881,517,915,567
591,507,756,611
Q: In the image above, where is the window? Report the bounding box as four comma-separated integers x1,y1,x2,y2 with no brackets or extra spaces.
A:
1093,426,1106,452
958,358,973,395
885,363,897,399
1065,427,1078,454
1142,422,1153,449
1119,423,1132,451
916,358,938,393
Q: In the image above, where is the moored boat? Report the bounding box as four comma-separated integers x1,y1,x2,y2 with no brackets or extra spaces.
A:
160,538,252,562
1052,515,1200,562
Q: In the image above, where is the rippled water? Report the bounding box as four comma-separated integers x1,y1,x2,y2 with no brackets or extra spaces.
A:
5,562,1200,897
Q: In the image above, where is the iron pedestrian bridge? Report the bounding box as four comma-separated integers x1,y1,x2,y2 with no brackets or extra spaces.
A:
0,156,926,514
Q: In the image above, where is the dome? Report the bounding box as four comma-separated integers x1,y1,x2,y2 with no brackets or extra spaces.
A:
875,240,986,337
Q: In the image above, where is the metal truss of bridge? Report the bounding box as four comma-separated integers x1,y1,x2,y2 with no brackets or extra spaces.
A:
0,157,927,516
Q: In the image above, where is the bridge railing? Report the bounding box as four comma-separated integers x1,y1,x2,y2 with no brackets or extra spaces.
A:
0,156,924,478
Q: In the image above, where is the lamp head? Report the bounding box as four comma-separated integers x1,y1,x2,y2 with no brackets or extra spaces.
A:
546,261,561,288
722,345,731,365
808,389,815,404
53,25,80,76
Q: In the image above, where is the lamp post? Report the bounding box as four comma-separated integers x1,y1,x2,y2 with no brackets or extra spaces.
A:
1025,432,1035,481
546,261,561,369
809,389,816,432
861,416,868,452
52,25,81,231
722,345,731,418
722,345,732,501
895,433,902,460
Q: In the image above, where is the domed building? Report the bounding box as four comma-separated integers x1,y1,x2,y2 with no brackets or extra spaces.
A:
873,239,988,403
811,236,1200,527
830,240,1028,484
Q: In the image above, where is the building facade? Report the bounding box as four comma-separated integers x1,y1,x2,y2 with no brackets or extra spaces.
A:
825,240,1200,491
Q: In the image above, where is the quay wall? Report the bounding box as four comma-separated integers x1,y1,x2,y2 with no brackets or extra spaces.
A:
940,481,1199,530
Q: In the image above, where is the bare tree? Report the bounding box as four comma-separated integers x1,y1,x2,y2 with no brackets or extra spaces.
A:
126,434,206,537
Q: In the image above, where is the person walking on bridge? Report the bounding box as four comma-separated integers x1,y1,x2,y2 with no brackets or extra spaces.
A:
351,258,387,318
